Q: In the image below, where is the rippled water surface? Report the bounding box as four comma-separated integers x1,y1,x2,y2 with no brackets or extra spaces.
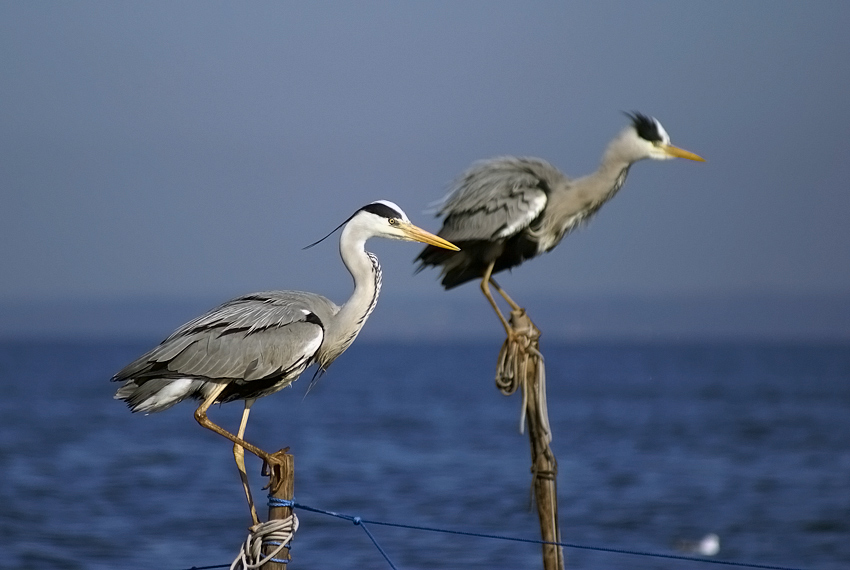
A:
1,340,848,569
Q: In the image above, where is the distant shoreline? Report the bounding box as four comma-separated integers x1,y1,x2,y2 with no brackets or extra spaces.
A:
2,293,849,343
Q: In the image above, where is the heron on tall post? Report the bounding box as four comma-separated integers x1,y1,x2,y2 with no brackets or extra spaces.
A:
113,200,459,525
415,112,704,337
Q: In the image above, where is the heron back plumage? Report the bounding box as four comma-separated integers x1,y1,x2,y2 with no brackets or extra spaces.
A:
416,156,567,288
113,291,339,413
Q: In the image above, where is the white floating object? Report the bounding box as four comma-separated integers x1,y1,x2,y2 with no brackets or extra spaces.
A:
676,533,720,556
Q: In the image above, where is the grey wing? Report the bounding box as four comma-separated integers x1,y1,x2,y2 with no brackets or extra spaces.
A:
114,291,338,384
434,157,556,242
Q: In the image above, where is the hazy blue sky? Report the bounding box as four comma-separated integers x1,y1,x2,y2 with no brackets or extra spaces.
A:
2,2,849,329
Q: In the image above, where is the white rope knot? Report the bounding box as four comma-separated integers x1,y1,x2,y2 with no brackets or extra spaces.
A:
230,514,299,570
495,309,551,442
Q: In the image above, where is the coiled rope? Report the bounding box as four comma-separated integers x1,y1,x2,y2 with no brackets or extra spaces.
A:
229,514,299,570
495,308,552,442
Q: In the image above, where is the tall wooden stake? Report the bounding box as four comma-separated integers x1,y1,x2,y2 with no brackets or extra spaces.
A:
263,453,295,569
498,309,565,570
525,353,564,569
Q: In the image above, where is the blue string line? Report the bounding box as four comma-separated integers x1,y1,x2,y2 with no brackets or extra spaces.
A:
271,499,813,570
269,498,296,508
180,499,814,570
269,498,398,569
353,516,399,570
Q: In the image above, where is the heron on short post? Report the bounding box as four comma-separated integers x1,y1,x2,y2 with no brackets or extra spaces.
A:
113,200,459,526
415,112,705,339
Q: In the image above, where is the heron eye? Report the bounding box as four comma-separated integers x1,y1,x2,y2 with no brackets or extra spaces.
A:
388,218,399,226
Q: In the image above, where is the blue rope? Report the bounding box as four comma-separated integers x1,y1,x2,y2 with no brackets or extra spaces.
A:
270,499,812,570
268,497,296,508
269,498,398,569
181,499,814,570
261,539,291,565
353,516,399,570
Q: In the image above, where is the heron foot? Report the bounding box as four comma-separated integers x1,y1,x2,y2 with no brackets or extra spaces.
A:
508,308,540,339
261,447,291,493
496,308,541,394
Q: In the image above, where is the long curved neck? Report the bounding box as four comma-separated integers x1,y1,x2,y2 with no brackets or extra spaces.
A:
537,133,637,252
320,224,382,367
582,132,640,200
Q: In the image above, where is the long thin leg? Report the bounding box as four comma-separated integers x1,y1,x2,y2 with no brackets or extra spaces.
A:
480,261,513,335
194,385,289,492
489,276,522,311
234,399,260,525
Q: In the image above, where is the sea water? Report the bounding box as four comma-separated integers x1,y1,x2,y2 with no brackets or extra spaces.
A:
0,340,848,569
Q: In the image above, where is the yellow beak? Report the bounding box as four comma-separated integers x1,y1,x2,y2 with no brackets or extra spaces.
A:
400,222,460,251
662,144,706,162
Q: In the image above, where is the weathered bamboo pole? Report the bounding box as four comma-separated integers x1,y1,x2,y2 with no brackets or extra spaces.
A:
497,309,565,570
524,353,564,569
262,453,295,569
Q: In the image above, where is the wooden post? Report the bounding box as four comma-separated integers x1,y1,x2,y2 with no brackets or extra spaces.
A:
262,453,295,569
524,353,564,570
497,309,565,570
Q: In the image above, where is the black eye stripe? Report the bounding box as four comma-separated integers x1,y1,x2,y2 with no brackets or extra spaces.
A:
360,202,403,220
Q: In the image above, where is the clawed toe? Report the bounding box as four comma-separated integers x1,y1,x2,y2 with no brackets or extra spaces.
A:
261,447,291,492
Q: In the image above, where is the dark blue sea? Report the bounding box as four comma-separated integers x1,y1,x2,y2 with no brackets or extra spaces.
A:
1,339,848,570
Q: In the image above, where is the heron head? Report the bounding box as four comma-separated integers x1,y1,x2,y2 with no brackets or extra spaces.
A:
624,112,705,162
356,200,460,250
305,200,458,251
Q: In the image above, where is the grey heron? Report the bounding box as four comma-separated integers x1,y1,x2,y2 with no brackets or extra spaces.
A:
113,200,458,524
415,112,704,335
